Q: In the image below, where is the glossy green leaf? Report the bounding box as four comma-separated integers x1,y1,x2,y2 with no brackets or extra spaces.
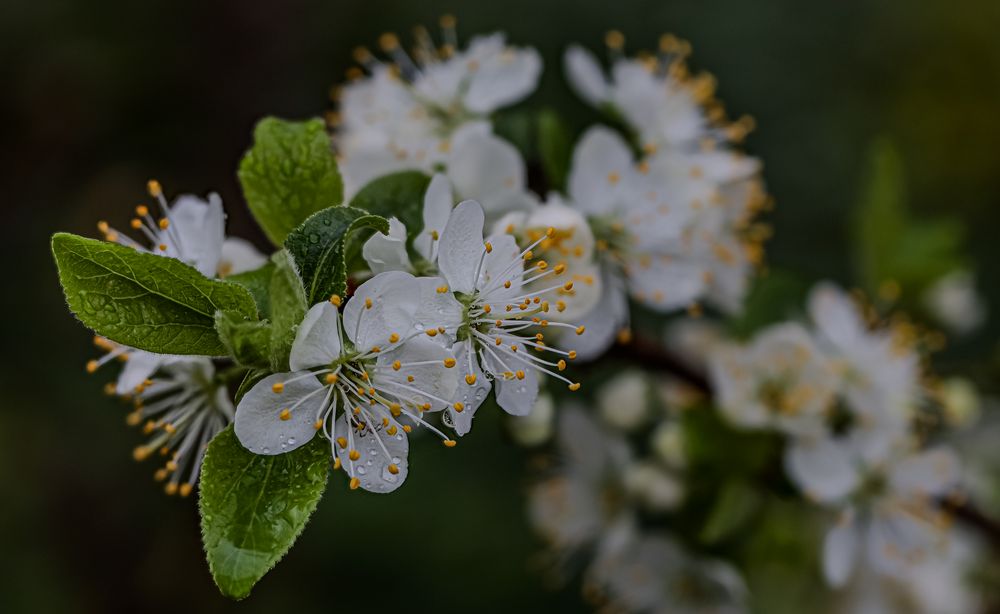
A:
238,117,343,245
268,250,307,371
348,171,430,251
51,233,257,356
214,311,272,368
284,206,389,305
227,261,275,319
199,426,329,600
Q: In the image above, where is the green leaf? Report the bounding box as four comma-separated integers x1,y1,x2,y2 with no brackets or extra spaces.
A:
268,251,307,371
199,426,329,600
238,117,344,245
51,233,257,356
227,261,276,319
214,311,272,368
235,369,270,404
348,171,430,251
853,138,967,298
537,109,572,191
284,206,389,305
699,479,763,544
725,270,809,340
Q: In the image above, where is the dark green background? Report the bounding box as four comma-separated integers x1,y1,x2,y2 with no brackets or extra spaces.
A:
5,0,1000,611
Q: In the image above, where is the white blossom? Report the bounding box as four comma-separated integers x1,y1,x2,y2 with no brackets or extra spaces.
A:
127,358,235,496
235,271,460,492
923,270,987,336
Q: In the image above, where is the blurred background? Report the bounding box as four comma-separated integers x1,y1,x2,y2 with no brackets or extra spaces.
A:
4,0,1000,611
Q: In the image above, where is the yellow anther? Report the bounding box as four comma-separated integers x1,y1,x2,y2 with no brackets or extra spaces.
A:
523,250,533,261
368,387,376,397
443,358,457,368
605,30,625,49
484,241,493,253
336,436,348,448
147,179,162,197
325,373,339,384
575,325,586,335
330,294,342,306
378,32,399,50
403,424,412,433
505,223,515,234
436,285,449,293
392,360,402,371
431,230,439,240
546,227,555,237
381,417,390,427
617,329,633,344
272,382,285,393
349,449,361,461
425,329,438,337
349,477,361,490
557,359,567,371
370,346,381,353
535,333,544,340
158,218,170,230
158,243,168,251
166,460,179,472
568,351,578,360
130,218,143,229
453,402,465,412
387,425,398,435
135,205,149,216
516,370,525,380
388,464,400,475
97,220,110,234
163,422,177,434
279,409,291,421
465,374,478,385
314,420,324,430
179,483,193,498
389,403,402,416
556,300,567,312
495,337,503,346
86,360,99,374
504,280,512,289
483,304,492,314
568,383,581,391
407,375,415,382
389,332,400,343
608,171,621,185
365,297,373,309
133,446,150,461
154,468,168,481
536,260,548,270
333,457,342,470
440,14,456,28
164,482,179,496
563,281,574,291
443,439,457,448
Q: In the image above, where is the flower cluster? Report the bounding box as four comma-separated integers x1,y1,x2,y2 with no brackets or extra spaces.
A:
53,17,992,613
709,282,966,592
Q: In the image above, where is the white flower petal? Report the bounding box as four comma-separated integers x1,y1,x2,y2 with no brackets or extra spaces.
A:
465,45,542,113
289,302,343,371
448,131,526,216
808,282,865,350
570,271,628,361
362,217,412,274
822,511,859,588
564,45,609,106
415,173,454,261
567,126,634,216
487,350,539,416
235,372,324,455
444,341,492,436
888,447,961,498
218,237,267,277
784,437,860,503
414,276,465,336
342,271,421,350
626,257,706,311
437,200,486,293
333,412,409,493
376,336,459,411
168,193,226,276
116,349,168,395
